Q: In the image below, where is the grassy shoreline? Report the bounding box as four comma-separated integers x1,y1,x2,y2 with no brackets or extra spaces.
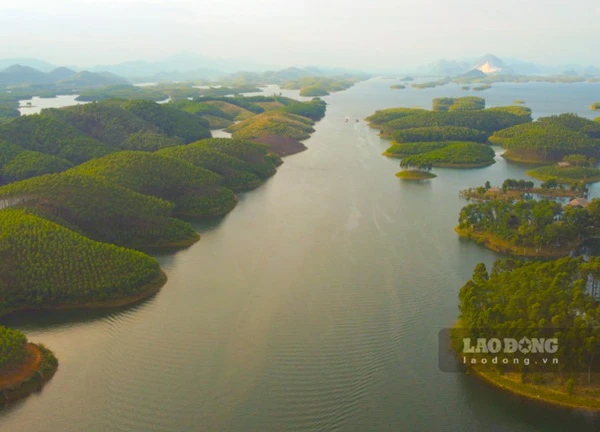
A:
526,170,600,184
452,322,600,411
454,227,577,257
383,152,495,168
395,171,437,180
469,367,600,412
501,151,552,165
0,343,59,404
0,270,168,320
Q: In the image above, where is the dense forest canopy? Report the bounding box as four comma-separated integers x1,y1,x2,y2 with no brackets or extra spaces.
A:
432,97,485,112
457,198,599,250
70,151,237,218
0,172,198,249
0,326,27,371
491,115,600,162
398,142,496,168
457,257,600,380
0,208,163,315
392,126,488,143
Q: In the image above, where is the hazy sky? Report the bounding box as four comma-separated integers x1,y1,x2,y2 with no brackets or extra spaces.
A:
2,0,599,69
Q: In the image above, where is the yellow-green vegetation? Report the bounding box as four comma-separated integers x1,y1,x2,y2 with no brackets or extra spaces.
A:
70,151,237,218
157,138,281,192
395,170,436,180
456,198,599,256
115,99,211,143
486,105,532,117
281,76,359,96
379,107,530,137
0,208,165,315
390,84,406,90
397,142,496,168
411,78,450,89
0,114,115,164
365,108,427,129
432,97,485,112
0,326,27,370
0,172,199,249
0,141,74,184
279,99,326,121
591,102,600,111
0,328,58,404
514,100,526,104
201,100,255,120
455,257,600,410
491,114,600,162
527,165,600,184
392,126,488,143
473,84,492,91
226,110,315,141
43,100,212,150
459,178,582,201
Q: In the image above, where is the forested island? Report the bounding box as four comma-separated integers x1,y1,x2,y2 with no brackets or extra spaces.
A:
460,178,586,201
280,76,363,96
0,90,327,404
455,197,600,257
454,257,600,410
367,98,532,177
489,114,600,164
0,326,58,403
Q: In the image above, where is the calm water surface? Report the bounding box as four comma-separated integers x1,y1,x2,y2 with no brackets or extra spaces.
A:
2,79,600,431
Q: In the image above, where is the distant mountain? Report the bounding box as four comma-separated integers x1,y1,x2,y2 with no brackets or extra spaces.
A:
0,58,56,73
457,69,487,79
0,64,128,88
90,52,279,79
472,54,507,74
0,65,51,86
58,71,129,87
416,54,600,77
47,67,77,82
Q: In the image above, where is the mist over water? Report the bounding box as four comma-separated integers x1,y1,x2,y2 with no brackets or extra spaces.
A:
2,79,600,431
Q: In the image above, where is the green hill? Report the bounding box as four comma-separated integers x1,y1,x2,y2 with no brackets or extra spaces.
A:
0,208,164,316
398,142,496,168
71,151,237,218
1,150,72,183
490,119,600,162
0,172,198,249
381,109,530,136
432,97,485,112
157,139,277,191
392,126,488,143
0,114,115,164
42,103,183,150
227,111,315,140
117,100,211,143
365,108,427,127
537,113,600,139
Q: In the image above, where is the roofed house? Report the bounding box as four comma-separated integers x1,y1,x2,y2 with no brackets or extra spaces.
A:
565,197,589,208
557,161,571,168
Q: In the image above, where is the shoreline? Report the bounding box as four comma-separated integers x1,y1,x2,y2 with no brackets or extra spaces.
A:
454,227,577,257
0,343,58,404
0,270,167,320
382,153,495,168
470,367,600,412
452,322,600,412
395,171,437,180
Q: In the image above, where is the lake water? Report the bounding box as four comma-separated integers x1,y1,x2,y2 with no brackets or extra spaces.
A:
17,95,87,116
2,79,600,431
